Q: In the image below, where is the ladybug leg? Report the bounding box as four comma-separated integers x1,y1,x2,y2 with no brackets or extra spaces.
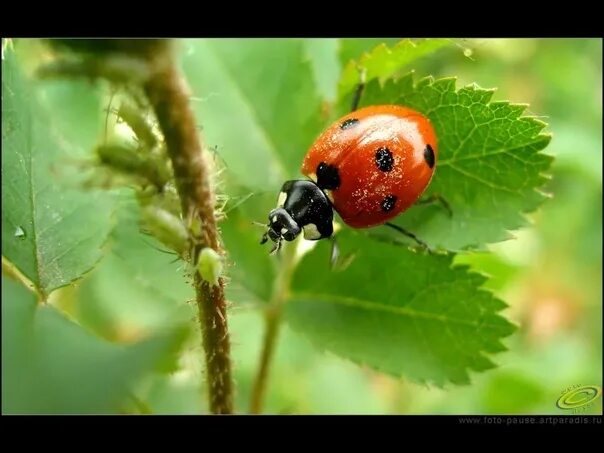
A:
328,236,356,271
417,194,453,218
350,69,367,112
329,236,340,269
385,222,433,252
350,82,366,112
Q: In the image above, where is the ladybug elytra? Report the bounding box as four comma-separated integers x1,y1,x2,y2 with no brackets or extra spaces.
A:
261,104,438,253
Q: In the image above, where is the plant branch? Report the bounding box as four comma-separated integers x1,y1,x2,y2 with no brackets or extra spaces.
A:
249,243,298,414
143,45,233,414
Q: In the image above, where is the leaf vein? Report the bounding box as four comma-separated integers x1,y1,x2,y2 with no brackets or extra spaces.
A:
291,293,505,329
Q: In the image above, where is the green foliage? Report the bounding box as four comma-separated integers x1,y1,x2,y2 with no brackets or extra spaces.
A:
2,38,578,414
287,231,514,385
338,38,450,97
221,192,278,305
2,43,190,414
338,38,402,69
357,74,553,251
302,39,340,102
2,275,187,414
203,39,551,388
181,39,324,190
74,195,194,340
1,48,114,297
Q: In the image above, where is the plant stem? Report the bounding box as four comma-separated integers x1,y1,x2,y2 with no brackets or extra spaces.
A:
128,392,153,414
250,242,298,414
2,256,42,302
249,305,281,414
38,39,235,414
144,46,233,414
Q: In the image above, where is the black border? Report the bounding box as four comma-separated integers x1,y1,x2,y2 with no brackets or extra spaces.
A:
1,2,603,38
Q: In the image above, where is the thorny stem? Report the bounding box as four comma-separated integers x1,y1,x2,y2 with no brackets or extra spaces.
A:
38,39,234,413
250,242,298,414
144,46,233,414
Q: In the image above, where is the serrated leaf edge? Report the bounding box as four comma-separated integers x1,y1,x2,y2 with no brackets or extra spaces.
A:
287,254,517,387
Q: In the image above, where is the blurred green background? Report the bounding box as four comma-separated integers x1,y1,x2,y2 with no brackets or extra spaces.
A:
3,38,602,414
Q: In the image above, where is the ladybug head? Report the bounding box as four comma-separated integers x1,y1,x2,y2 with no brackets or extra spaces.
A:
260,180,334,254
260,207,302,253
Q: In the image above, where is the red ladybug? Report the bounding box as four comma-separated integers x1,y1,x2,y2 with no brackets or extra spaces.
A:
261,105,438,252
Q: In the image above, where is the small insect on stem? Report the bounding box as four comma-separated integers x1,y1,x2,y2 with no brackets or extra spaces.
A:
197,247,223,287
117,101,158,150
141,205,189,256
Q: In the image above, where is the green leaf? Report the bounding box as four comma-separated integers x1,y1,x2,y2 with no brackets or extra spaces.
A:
357,74,553,250
285,230,515,386
338,39,451,99
1,275,37,411
1,276,187,414
338,38,402,68
1,47,115,297
181,39,324,191
180,39,326,303
482,372,546,413
302,39,340,103
75,193,194,341
221,191,278,305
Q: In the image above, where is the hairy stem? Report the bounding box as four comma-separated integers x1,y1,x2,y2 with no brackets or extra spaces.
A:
38,39,235,413
144,46,233,414
250,243,298,414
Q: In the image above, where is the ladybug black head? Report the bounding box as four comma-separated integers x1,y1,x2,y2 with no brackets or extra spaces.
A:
261,180,334,253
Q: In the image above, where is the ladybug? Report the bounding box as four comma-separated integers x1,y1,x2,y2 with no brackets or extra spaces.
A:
261,104,438,253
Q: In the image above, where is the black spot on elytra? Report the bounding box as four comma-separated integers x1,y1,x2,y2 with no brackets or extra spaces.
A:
340,118,359,130
375,147,394,172
381,195,397,212
424,144,435,168
316,162,341,190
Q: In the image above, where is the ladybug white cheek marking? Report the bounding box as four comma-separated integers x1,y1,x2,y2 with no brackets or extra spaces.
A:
302,223,321,240
277,192,287,207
